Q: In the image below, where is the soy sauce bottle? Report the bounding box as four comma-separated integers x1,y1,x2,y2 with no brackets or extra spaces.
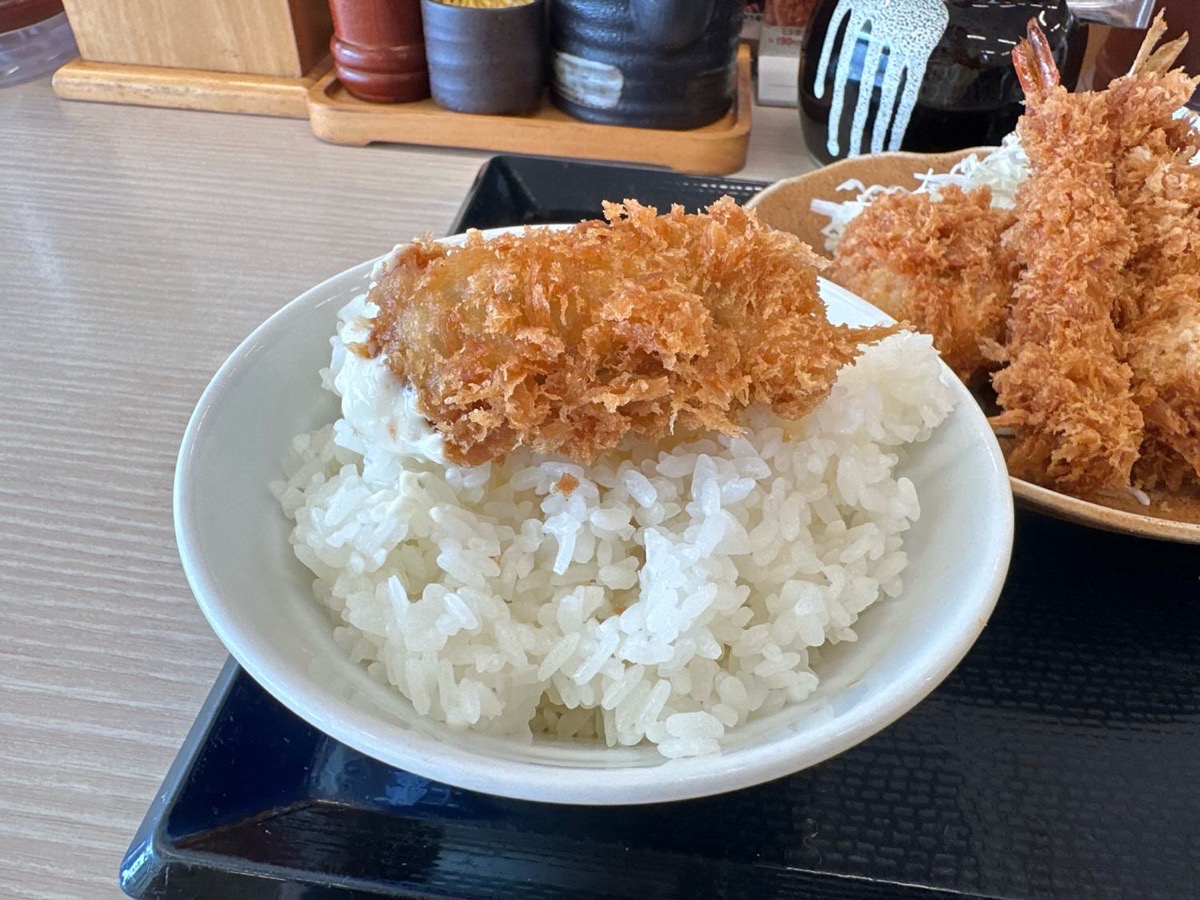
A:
1089,0,1200,108
799,0,1088,163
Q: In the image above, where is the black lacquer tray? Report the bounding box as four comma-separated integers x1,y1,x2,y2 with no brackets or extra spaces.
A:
446,155,766,232
123,155,1200,900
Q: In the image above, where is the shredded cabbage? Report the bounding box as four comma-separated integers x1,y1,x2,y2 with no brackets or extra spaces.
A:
814,133,1031,254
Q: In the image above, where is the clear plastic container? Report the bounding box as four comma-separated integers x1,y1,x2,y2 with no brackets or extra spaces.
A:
0,11,77,88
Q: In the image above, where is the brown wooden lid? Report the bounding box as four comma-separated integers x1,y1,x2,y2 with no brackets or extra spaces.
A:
0,0,63,34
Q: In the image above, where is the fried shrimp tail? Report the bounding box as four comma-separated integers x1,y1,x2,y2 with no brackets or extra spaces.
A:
1126,11,1188,78
366,198,895,466
1010,17,1059,101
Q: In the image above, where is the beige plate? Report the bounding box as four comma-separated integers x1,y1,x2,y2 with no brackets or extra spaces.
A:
747,149,1200,544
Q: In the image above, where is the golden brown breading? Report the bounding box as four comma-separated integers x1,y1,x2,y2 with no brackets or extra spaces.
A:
364,198,894,465
1102,16,1200,490
826,185,1016,384
989,22,1145,495
1128,300,1200,489
1121,197,1200,492
809,14,1200,502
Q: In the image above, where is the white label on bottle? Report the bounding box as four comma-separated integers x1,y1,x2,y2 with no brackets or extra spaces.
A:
814,0,949,157
553,52,624,110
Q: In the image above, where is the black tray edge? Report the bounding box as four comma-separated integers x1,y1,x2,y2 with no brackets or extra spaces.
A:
119,658,242,897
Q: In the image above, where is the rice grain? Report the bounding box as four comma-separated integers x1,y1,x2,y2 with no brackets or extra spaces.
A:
272,292,955,757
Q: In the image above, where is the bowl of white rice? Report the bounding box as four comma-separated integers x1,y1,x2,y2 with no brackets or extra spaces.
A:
176,226,1013,805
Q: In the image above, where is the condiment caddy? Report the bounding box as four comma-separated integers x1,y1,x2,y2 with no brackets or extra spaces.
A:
308,45,751,175
50,0,753,174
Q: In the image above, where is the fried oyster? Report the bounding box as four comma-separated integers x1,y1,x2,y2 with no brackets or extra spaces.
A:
364,198,894,465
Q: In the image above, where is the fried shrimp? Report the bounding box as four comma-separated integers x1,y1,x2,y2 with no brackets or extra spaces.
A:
1100,15,1200,490
989,20,1144,495
808,13,1200,505
826,184,1016,385
364,198,894,466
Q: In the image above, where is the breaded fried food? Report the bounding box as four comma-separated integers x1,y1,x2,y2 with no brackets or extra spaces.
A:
991,21,1144,495
1128,299,1200,489
364,197,894,466
1102,15,1200,490
826,185,1017,384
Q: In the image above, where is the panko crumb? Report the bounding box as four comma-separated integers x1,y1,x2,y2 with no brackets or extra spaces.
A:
365,198,895,465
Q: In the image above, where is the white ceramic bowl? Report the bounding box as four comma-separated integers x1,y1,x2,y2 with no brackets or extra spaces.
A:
176,228,1014,805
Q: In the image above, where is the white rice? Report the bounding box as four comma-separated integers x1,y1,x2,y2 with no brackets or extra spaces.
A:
271,277,956,759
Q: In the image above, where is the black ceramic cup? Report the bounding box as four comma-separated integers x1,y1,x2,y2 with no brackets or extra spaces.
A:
549,0,745,130
420,0,546,116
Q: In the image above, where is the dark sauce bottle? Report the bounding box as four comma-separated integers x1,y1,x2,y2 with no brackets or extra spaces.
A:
549,0,745,130
800,0,1089,163
1089,0,1200,108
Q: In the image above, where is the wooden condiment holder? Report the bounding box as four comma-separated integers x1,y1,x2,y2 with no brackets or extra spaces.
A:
53,0,333,117
305,45,754,175
59,0,330,76
51,2,753,175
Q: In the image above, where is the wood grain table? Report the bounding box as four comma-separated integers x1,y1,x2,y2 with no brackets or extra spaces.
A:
0,74,818,899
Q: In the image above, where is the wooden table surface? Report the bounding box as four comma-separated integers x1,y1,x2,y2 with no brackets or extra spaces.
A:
0,73,818,899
